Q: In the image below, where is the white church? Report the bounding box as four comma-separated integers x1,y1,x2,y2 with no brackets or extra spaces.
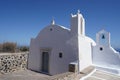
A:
92,30,120,73
28,10,120,75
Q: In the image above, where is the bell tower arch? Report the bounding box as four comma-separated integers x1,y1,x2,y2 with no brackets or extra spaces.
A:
96,29,110,46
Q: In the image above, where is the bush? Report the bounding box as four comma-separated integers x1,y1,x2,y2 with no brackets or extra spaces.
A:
19,46,29,52
0,42,29,53
0,44,2,52
2,42,17,53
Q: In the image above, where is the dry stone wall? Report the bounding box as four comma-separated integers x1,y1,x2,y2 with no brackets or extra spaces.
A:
0,52,28,74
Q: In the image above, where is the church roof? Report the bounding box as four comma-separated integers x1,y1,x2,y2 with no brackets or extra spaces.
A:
97,29,109,34
57,25,70,31
49,19,70,31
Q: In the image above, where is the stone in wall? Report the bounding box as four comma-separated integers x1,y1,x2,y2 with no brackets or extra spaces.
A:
0,52,28,74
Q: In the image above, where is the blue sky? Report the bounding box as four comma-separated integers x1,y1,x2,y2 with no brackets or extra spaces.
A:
0,0,120,48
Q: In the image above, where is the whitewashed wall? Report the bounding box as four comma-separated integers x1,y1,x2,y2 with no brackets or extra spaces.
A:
92,30,120,71
79,37,93,71
93,45,120,68
28,25,77,75
28,11,95,75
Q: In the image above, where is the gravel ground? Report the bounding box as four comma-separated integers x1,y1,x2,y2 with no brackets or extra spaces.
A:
0,70,50,80
0,69,120,80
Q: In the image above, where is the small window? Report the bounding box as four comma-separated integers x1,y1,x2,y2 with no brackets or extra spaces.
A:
59,53,62,58
100,47,103,51
50,28,53,31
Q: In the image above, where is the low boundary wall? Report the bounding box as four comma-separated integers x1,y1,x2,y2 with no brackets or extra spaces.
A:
0,52,28,74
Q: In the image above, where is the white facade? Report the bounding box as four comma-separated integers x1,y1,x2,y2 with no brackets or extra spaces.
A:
28,11,95,75
92,30,120,73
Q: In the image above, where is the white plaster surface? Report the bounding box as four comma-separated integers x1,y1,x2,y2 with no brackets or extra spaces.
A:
92,30,120,74
28,11,95,75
